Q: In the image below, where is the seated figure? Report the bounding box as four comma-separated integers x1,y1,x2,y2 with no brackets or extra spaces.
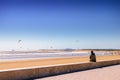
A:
90,51,96,62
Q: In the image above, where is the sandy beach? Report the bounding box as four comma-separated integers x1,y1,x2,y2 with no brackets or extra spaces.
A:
0,55,120,70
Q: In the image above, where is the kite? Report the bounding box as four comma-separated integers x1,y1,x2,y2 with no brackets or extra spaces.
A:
18,40,22,43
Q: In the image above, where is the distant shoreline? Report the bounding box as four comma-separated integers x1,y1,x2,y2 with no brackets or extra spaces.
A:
0,49,120,61
0,49,120,53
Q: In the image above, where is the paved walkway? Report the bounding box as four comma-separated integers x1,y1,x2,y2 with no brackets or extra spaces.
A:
37,65,120,80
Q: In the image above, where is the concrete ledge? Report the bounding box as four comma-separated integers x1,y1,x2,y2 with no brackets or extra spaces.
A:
0,59,120,80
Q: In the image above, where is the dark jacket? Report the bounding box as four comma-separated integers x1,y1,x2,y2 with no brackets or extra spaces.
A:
90,52,96,62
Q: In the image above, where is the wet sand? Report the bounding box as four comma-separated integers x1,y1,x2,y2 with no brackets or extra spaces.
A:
0,55,120,70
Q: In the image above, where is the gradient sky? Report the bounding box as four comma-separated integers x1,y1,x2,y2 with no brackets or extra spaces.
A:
0,0,120,50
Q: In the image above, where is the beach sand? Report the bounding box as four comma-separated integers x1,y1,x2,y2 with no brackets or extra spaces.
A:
0,55,120,70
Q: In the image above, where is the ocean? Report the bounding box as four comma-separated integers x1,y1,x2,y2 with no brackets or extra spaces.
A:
0,52,110,61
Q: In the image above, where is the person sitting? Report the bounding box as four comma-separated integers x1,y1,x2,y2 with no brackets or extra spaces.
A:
90,51,96,62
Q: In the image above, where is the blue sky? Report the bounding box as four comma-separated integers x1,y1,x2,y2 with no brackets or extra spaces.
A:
0,0,120,50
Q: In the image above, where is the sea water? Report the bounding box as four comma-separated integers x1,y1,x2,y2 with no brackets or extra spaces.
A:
0,52,110,61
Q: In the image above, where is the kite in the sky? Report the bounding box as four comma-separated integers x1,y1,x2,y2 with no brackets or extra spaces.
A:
18,40,23,49
75,40,79,43
18,40,22,43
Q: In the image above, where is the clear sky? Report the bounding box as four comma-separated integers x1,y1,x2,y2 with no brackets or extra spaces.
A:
0,0,120,50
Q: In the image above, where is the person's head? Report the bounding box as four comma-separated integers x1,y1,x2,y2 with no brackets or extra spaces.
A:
91,50,94,55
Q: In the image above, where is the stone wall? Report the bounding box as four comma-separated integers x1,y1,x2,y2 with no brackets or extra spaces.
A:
0,59,120,80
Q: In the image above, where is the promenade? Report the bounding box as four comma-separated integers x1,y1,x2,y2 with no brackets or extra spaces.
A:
37,65,120,80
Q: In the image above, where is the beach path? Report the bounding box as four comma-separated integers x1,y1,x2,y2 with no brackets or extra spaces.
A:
37,64,120,80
